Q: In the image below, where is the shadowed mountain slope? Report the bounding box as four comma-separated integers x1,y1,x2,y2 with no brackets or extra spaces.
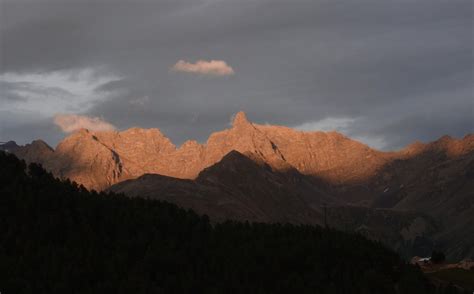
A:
110,150,336,224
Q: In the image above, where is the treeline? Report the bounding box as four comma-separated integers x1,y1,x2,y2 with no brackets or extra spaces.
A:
0,152,467,293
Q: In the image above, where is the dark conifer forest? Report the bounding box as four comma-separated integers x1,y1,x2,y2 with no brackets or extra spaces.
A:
0,151,467,293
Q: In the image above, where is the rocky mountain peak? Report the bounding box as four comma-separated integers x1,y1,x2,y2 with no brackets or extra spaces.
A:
10,111,473,196
180,140,202,150
7,112,473,261
76,128,91,135
0,140,20,152
29,139,48,146
232,111,252,129
121,127,164,137
29,140,54,152
12,139,54,165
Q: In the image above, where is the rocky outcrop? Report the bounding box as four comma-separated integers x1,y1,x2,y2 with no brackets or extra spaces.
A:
12,112,473,200
13,111,293,190
0,141,20,153
13,140,54,165
11,111,474,260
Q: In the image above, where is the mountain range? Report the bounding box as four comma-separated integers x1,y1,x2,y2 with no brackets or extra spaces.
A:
3,111,473,260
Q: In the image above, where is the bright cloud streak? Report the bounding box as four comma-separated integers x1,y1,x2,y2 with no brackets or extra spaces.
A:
0,68,120,116
171,60,234,76
295,117,356,133
294,117,388,150
54,114,116,133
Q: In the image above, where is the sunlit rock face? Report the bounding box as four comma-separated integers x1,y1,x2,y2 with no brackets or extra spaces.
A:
10,112,474,260
12,112,473,194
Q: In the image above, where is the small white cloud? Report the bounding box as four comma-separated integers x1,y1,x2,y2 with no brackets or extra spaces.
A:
171,59,234,76
129,95,150,107
54,114,116,133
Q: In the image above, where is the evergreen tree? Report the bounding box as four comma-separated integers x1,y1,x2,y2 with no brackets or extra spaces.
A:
0,151,462,293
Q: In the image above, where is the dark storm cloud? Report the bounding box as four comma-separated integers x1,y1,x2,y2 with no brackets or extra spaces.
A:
1,0,472,149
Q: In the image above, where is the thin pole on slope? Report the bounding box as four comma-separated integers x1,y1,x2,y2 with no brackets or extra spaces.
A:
323,202,328,229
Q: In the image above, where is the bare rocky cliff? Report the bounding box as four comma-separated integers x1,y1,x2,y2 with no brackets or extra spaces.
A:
13,112,303,191
13,112,472,202
11,111,474,260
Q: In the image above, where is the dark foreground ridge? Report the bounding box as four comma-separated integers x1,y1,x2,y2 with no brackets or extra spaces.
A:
0,151,467,293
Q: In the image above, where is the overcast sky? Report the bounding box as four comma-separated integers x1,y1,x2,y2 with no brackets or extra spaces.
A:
1,0,473,150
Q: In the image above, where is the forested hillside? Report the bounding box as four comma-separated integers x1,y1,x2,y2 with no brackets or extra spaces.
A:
0,152,466,293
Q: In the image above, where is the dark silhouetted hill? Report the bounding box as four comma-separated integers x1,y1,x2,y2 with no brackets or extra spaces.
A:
1,151,455,293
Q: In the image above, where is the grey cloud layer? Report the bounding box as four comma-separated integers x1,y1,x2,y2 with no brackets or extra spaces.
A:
1,0,473,149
